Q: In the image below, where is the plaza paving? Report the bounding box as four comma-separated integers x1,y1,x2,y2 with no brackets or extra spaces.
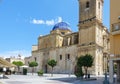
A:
0,73,119,84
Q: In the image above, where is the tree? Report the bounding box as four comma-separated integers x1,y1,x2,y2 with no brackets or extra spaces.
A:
29,61,38,75
74,65,84,78
48,59,57,76
77,54,94,78
12,61,24,73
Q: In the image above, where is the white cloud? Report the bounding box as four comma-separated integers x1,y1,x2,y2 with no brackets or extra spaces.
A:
46,19,55,25
31,17,63,26
32,19,45,24
57,17,63,22
0,50,31,58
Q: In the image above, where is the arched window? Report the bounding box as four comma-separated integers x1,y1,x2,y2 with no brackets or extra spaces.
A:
86,1,90,8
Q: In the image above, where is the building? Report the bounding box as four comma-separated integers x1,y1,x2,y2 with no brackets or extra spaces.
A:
5,55,25,72
109,0,120,83
25,0,109,75
6,55,24,64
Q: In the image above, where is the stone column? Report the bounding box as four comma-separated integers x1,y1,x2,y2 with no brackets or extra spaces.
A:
109,60,114,83
117,61,120,82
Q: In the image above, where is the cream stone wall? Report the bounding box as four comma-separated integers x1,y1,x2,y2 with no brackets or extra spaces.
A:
96,0,103,22
95,25,103,46
25,51,43,73
79,24,95,45
96,47,104,75
32,45,38,52
38,35,56,49
32,51,43,71
55,35,63,47
48,45,78,73
50,29,71,35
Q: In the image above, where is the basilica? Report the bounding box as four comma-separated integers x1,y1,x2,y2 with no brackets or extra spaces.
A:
25,0,110,75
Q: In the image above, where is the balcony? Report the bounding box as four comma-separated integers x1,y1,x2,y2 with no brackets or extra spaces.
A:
110,54,120,60
111,22,120,35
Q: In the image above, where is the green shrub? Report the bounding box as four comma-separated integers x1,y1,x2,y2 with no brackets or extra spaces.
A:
23,68,27,75
37,70,43,76
74,65,84,78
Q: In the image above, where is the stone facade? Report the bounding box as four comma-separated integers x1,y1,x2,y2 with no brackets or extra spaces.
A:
25,0,109,75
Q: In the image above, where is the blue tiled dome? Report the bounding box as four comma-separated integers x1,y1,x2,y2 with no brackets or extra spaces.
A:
52,22,71,31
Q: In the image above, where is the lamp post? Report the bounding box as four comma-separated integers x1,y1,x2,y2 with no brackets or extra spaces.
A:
103,53,109,84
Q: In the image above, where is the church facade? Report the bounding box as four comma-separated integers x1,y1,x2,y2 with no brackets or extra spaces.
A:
25,0,109,75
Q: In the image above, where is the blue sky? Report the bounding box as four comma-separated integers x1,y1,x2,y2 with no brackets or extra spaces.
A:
0,0,110,57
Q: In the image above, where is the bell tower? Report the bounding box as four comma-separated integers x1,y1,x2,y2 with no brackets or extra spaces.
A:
78,0,103,24
78,0,105,75
78,0,104,46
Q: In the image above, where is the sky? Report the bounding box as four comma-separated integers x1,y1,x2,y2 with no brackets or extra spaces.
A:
0,0,110,57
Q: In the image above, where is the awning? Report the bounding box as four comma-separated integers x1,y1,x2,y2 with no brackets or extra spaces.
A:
0,57,16,67
21,65,29,68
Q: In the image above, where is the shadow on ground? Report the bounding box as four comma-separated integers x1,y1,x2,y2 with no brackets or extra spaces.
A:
48,77,104,84
49,77,77,83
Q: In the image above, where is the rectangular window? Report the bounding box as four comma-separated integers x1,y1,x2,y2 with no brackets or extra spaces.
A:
60,55,62,60
86,1,90,8
35,57,37,61
67,54,70,60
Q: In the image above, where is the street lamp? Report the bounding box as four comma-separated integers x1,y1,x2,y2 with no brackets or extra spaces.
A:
103,53,109,84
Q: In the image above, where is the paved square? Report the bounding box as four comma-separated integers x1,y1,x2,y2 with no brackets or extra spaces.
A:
0,74,118,84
